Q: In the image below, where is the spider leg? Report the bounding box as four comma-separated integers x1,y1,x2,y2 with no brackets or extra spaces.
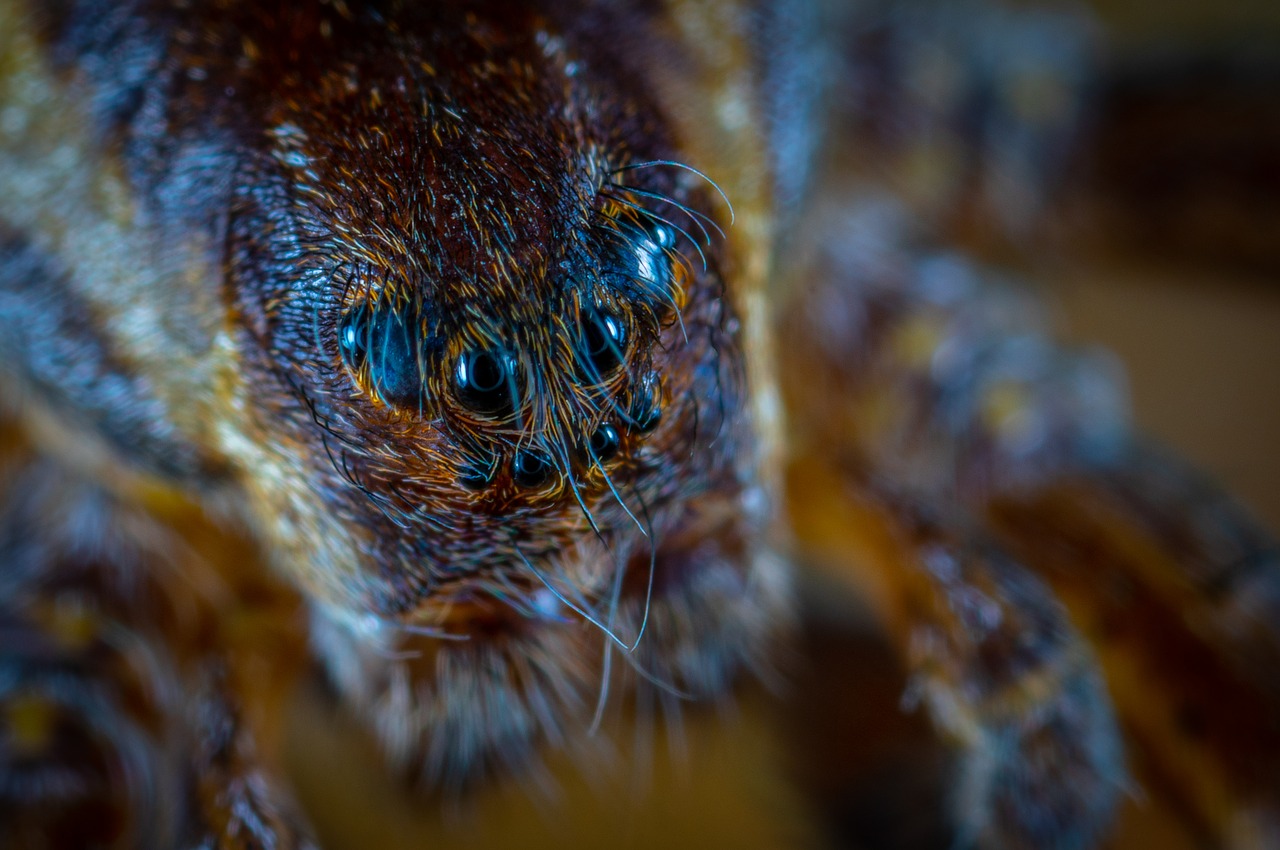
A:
0,454,317,850
790,454,1125,849
987,444,1280,846
775,235,1130,850
779,203,1280,846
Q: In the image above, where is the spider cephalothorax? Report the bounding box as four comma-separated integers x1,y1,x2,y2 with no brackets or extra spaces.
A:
216,5,745,600
199,0,770,779
0,0,782,795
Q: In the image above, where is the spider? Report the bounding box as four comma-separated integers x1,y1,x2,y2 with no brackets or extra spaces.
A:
1,1,1277,848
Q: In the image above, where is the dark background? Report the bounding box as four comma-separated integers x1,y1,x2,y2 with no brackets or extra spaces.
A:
1058,0,1280,535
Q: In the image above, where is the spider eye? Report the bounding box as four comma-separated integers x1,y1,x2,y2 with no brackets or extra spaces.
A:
578,308,627,380
629,374,662,433
588,422,620,463
633,247,675,308
339,310,368,359
339,305,427,409
455,349,518,417
457,449,499,491
596,214,680,316
617,221,677,306
511,449,553,489
646,220,676,250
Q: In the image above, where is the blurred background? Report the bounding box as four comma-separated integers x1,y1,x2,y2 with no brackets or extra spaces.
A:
1055,0,1280,535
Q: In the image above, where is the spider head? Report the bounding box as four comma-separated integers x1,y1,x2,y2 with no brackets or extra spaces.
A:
225,2,749,628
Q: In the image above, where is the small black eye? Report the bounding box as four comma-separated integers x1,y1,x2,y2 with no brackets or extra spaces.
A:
578,308,627,381
339,304,425,409
457,451,498,491
629,375,662,433
455,349,517,416
588,423,620,463
511,449,553,489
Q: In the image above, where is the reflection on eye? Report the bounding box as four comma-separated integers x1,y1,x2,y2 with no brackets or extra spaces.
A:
633,222,674,291
599,213,682,323
511,448,553,488
588,422,621,463
454,348,519,417
629,373,662,434
577,307,627,381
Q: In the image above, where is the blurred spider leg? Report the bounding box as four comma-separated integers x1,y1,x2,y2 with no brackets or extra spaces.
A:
183,664,319,850
821,477,1126,850
0,458,316,850
986,444,1280,846
779,214,1280,844
776,217,1130,847
902,514,1125,850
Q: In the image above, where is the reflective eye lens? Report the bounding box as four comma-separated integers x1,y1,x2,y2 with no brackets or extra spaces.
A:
369,310,422,407
578,309,627,379
629,376,662,433
339,305,425,409
339,311,367,358
588,423,620,463
339,307,369,361
455,349,516,416
646,220,676,250
625,222,678,314
511,449,552,488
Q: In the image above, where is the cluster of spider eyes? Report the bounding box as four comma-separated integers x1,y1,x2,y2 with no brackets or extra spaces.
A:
335,217,678,492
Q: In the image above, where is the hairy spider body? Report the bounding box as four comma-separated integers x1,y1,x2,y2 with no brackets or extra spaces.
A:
1,1,1278,848
1,1,788,842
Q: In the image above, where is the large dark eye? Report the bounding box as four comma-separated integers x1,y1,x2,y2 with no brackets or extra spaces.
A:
454,349,518,416
577,308,627,381
339,304,425,409
596,216,679,314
